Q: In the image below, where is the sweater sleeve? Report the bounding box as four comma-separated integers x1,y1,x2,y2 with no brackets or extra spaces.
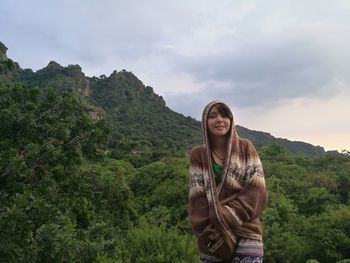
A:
220,140,268,227
188,146,237,258
188,146,225,245
188,145,210,236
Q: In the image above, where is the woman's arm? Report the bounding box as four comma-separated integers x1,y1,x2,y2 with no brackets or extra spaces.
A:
220,140,268,227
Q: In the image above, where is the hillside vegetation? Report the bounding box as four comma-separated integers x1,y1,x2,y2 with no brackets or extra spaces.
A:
0,84,349,263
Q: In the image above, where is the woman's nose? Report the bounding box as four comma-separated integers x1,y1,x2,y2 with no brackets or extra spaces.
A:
216,115,223,122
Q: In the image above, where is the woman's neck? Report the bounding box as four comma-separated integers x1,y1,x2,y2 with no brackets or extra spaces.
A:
210,135,227,153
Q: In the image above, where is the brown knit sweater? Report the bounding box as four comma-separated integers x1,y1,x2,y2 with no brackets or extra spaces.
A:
188,101,267,260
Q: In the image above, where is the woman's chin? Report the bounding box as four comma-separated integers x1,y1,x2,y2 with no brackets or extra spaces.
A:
211,132,228,137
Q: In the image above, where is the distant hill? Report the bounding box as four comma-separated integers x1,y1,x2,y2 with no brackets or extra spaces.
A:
0,40,338,161
235,126,338,156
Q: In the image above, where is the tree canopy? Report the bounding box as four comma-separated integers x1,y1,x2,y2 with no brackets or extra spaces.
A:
0,83,349,262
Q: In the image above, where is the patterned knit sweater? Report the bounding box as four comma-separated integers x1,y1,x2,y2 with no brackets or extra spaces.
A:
188,101,268,260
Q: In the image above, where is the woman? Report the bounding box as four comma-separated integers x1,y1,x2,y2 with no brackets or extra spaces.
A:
189,101,267,263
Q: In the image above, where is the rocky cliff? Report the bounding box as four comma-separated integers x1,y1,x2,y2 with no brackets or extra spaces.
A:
0,41,8,61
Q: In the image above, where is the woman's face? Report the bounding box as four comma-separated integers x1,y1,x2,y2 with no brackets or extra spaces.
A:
207,105,231,137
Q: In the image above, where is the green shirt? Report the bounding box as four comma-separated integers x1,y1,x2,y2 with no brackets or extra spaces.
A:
212,162,223,185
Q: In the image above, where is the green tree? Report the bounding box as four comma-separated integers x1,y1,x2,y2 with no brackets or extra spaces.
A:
0,84,133,262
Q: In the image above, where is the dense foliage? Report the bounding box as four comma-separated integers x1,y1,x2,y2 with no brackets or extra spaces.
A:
89,71,202,166
1,84,349,262
260,144,350,262
0,84,132,262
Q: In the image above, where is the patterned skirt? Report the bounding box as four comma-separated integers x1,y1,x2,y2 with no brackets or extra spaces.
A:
199,238,263,263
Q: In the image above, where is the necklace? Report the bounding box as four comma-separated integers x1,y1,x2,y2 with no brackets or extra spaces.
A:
212,150,226,161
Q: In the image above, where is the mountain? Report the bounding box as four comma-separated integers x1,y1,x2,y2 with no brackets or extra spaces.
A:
235,126,335,156
0,40,338,161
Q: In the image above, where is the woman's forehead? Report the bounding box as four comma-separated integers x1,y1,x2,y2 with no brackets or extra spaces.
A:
209,105,219,113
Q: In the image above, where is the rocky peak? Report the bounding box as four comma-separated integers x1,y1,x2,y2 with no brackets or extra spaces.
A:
45,60,63,70
33,60,90,97
145,86,166,106
0,41,8,61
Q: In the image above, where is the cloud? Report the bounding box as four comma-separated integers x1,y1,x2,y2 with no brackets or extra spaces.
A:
168,22,350,107
1,0,350,109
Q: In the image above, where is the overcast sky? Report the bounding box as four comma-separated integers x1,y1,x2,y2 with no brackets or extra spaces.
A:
1,0,350,151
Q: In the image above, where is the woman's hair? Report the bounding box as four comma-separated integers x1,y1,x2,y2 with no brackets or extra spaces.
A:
212,103,233,121
207,103,233,126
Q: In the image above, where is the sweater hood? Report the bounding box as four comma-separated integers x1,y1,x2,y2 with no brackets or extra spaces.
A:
201,100,239,162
